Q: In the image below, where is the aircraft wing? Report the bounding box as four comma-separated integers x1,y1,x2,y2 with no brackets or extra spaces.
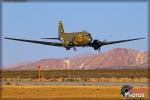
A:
4,37,63,47
102,38,145,46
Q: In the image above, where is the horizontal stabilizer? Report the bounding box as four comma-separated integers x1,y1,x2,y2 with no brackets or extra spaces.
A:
40,38,59,40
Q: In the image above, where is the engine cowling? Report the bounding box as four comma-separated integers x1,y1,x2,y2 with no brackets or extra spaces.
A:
90,40,102,50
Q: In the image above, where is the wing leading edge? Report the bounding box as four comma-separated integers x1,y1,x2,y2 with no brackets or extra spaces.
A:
4,37,145,50
4,37,63,47
102,38,145,46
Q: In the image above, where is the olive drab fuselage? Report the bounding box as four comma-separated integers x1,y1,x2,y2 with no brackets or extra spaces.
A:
58,21,92,46
59,32,92,46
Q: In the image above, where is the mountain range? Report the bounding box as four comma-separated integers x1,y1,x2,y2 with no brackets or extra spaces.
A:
4,48,149,70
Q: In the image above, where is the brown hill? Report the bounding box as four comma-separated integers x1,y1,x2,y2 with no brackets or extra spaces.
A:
5,48,149,70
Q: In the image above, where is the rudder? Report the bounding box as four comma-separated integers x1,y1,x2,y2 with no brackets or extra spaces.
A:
58,20,64,35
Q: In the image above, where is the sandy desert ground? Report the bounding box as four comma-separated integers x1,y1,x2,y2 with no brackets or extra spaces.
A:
1,85,149,100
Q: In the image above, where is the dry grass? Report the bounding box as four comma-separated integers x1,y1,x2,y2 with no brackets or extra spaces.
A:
87,77,148,82
1,85,149,100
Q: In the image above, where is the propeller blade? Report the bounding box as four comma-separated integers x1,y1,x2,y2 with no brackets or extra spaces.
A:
73,47,77,51
98,47,101,52
103,39,107,42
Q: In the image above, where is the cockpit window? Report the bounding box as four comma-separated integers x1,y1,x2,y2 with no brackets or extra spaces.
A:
87,33,91,36
83,31,91,36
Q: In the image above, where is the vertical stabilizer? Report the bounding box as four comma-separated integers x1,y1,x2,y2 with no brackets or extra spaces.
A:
58,20,64,36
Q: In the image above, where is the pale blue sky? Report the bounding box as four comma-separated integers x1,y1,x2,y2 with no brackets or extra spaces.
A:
2,2,148,66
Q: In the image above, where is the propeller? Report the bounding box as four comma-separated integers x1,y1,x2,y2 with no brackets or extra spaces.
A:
98,47,101,52
73,46,77,51
103,39,107,42
90,39,103,52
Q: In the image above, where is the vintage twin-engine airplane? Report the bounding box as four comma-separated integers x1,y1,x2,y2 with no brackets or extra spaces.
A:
5,21,144,51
